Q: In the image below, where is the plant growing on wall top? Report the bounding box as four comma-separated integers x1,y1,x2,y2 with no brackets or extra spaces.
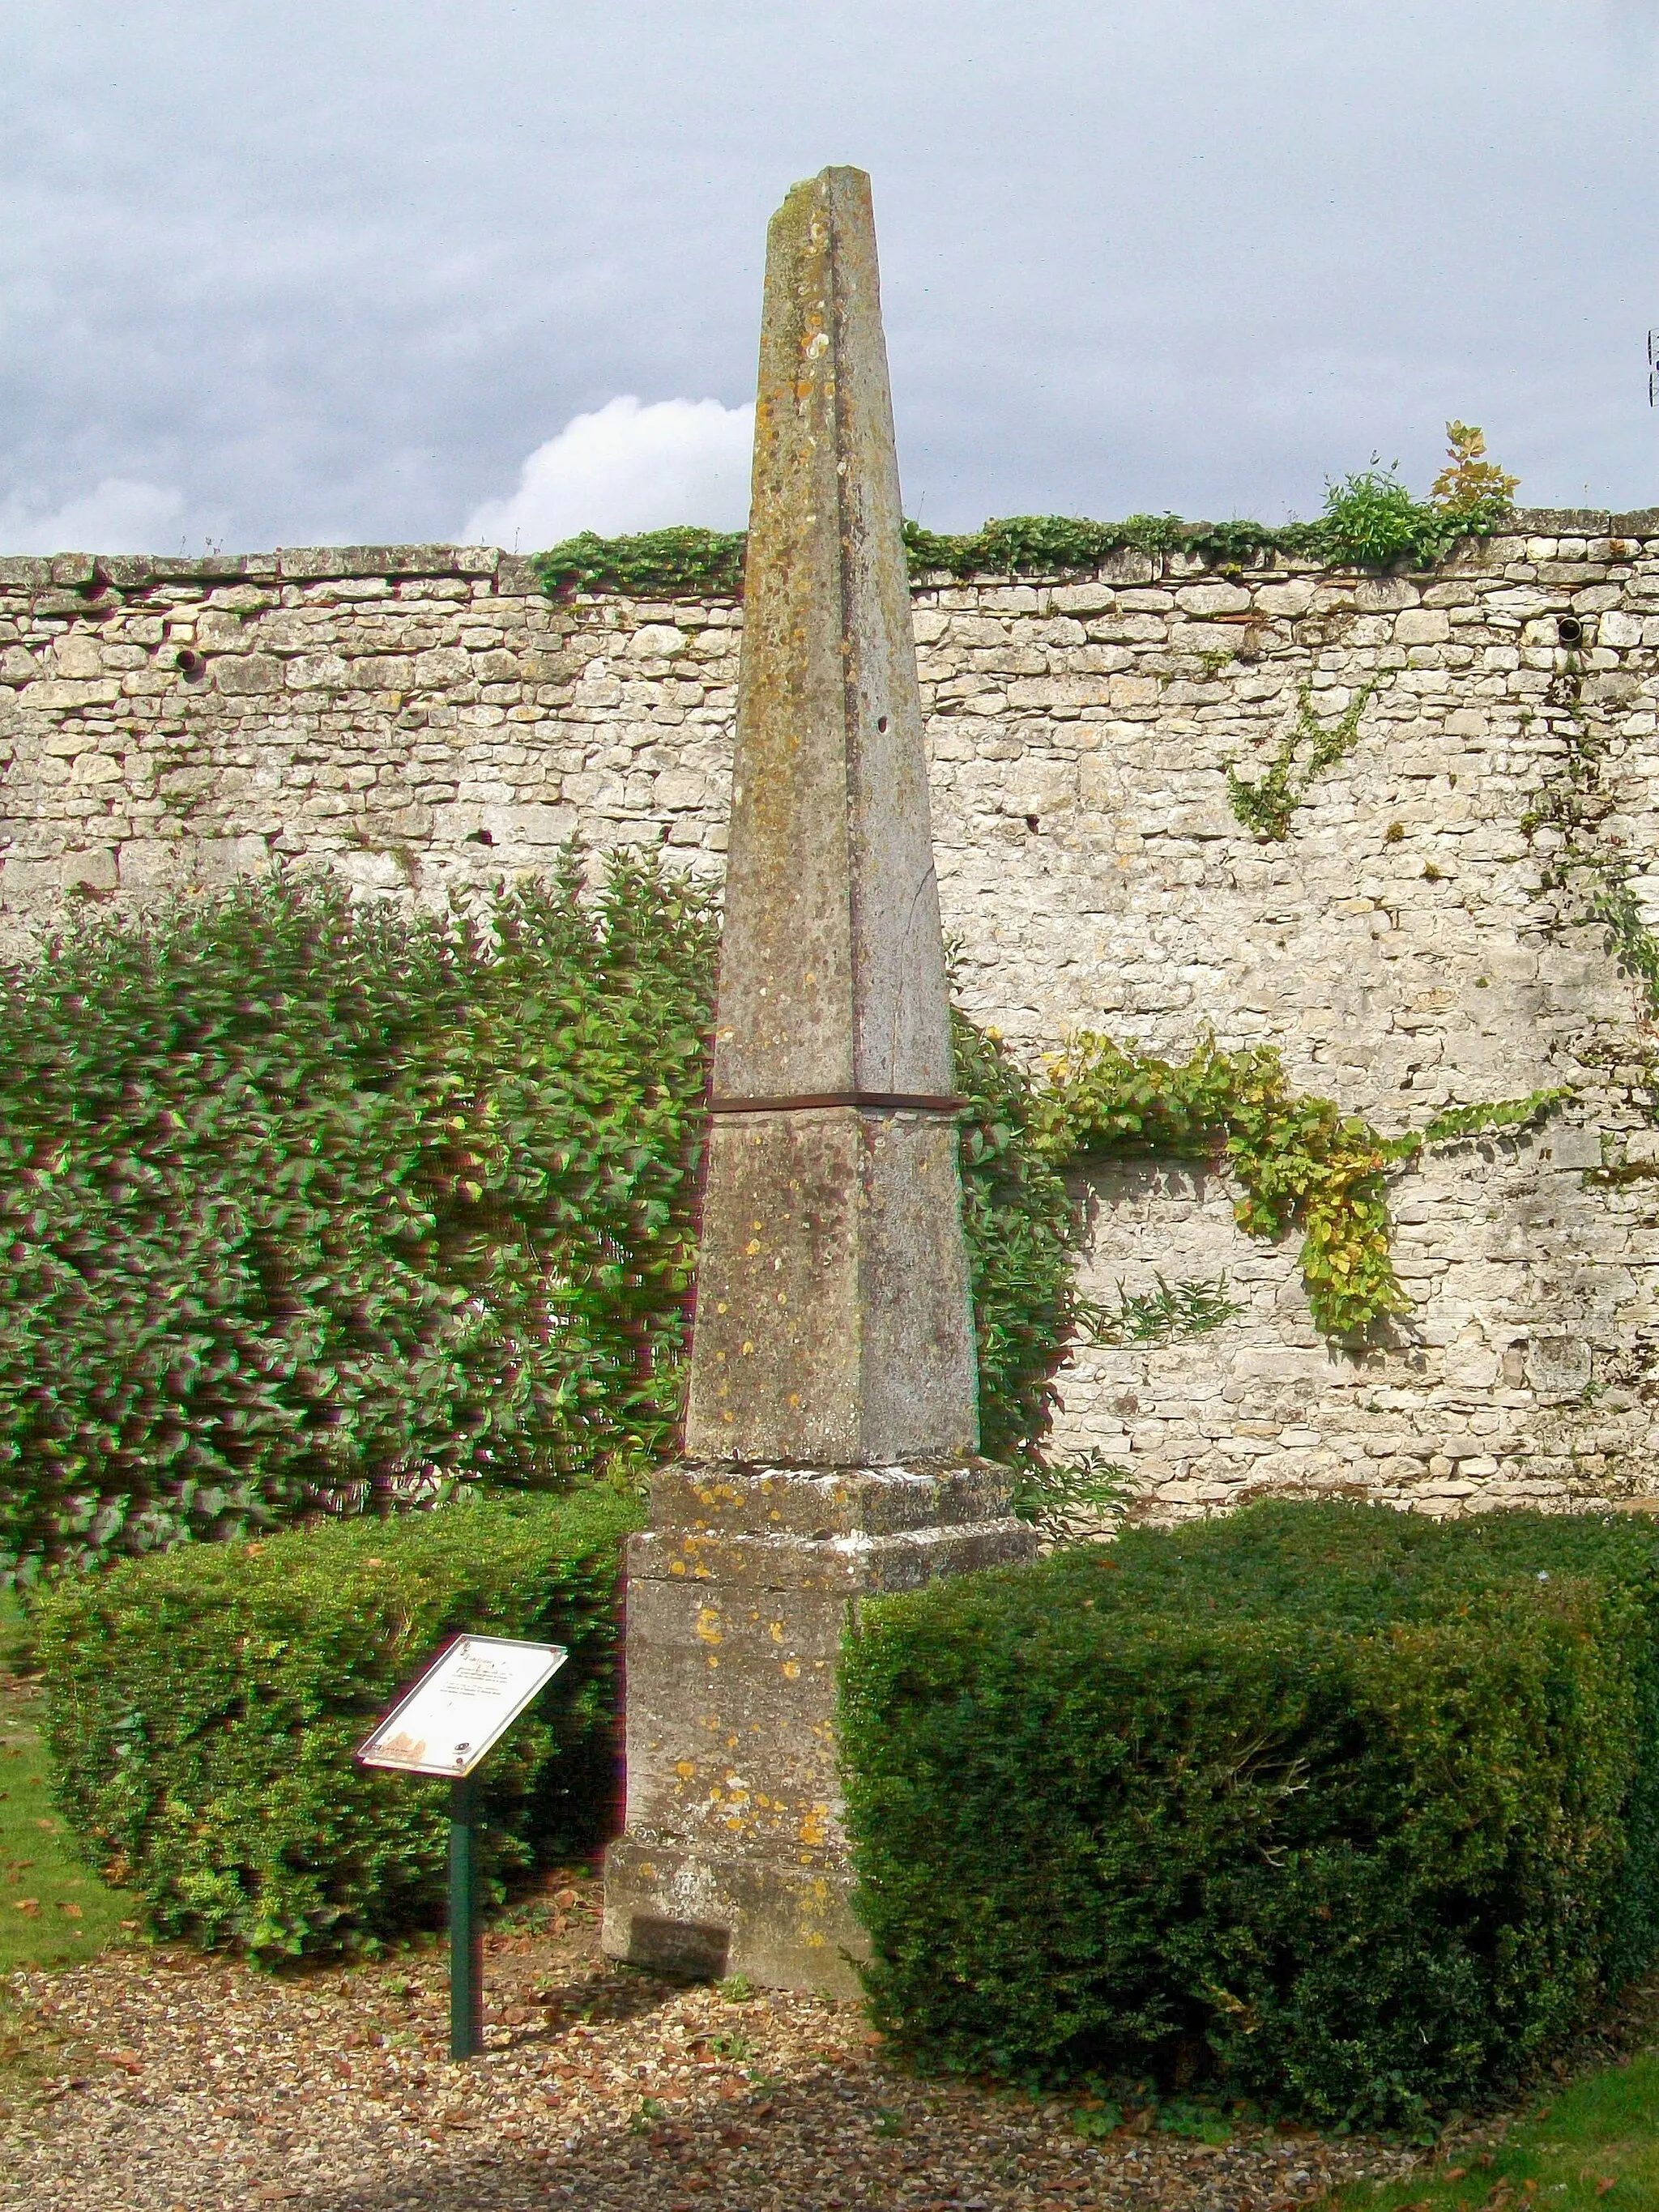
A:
532,433,1519,598
1030,1029,1567,1338
1431,420,1520,518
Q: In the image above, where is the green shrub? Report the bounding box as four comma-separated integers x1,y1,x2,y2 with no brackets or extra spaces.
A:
0,864,1080,1583
0,856,715,1581
951,1011,1081,1464
36,1487,642,1958
839,1502,1659,2129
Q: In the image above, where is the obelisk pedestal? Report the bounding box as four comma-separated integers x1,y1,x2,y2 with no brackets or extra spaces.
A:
601,168,1037,1996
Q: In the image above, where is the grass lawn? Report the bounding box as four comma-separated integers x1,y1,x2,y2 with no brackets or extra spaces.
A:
0,1676,131,1973
1319,2052,1659,2208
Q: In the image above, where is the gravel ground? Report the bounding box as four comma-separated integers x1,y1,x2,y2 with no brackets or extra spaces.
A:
0,1873,1421,2212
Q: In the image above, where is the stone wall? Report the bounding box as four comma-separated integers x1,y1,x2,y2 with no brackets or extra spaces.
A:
7,516,1659,1517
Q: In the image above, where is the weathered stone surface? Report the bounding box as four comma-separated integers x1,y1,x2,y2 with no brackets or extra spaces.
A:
602,1461,1034,1996
684,166,977,1467
685,1106,977,1465
714,173,951,1104
603,168,1031,1993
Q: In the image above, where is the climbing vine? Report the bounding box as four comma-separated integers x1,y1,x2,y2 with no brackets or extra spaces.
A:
1029,1031,1567,1337
1226,679,1383,839
1519,648,1659,1020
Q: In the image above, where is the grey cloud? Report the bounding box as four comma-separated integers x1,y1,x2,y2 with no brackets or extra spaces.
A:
2,0,1655,554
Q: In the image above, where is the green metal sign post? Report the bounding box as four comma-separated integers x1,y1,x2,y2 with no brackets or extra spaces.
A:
448,1774,484,2061
356,1634,568,2065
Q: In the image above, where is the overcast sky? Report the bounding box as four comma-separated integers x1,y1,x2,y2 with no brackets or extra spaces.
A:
3,2,1658,555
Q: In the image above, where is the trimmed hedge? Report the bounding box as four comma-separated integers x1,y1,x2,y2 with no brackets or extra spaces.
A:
839,1503,1659,2129
36,1486,642,1959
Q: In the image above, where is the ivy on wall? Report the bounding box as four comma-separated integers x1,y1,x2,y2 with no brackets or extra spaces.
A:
532,455,1514,601
1030,1031,1568,1337
1226,679,1383,840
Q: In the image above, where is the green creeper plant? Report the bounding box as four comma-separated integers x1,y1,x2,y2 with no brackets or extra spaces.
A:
1030,1030,1568,1337
531,474,1517,602
1226,679,1382,839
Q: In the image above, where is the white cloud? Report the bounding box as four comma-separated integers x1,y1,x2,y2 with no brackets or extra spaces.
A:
0,476,185,555
461,395,753,549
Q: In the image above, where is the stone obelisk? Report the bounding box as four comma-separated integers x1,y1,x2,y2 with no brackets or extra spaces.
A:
601,167,1035,1995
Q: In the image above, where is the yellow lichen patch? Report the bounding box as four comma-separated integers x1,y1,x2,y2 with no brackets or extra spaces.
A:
695,1608,723,1647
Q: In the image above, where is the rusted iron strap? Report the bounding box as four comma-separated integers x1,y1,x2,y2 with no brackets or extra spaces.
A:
702,1092,966,1115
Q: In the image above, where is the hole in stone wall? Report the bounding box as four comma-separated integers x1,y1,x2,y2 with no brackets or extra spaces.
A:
174,649,205,680
1557,616,1584,645
1025,815,1040,834
467,828,495,846
876,715,889,732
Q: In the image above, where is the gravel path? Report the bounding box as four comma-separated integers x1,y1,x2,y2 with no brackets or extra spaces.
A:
0,1873,1419,2212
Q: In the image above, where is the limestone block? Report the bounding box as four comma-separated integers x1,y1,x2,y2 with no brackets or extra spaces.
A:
685,1109,977,1465
62,847,117,891
1176,582,1252,616
476,802,578,846
346,656,415,690
603,1460,1034,1992
117,840,186,888
70,752,123,785
22,678,120,710
212,654,282,696
414,646,471,688
286,654,350,691
196,834,272,881
52,633,104,677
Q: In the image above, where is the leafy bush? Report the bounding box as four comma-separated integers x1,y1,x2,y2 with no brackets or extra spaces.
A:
36,1486,642,1958
1318,430,1517,570
951,1011,1081,1463
534,526,747,599
839,1502,1659,2129
0,864,1081,1583
1430,420,1520,519
0,858,716,1583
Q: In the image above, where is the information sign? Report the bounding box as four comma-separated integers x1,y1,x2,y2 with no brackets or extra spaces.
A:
356,1635,567,1778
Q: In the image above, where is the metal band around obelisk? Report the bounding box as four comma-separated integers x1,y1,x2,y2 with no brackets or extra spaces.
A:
703,1091,966,1115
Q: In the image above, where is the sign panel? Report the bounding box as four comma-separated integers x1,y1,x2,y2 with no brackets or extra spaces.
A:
356,1635,567,1778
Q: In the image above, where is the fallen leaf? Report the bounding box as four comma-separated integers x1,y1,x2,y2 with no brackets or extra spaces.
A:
57,1902,83,1919
11,1899,38,1916
96,2049,143,2073
34,1819,57,1833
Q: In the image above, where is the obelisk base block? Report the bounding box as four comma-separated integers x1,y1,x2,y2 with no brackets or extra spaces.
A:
602,1461,1037,1994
